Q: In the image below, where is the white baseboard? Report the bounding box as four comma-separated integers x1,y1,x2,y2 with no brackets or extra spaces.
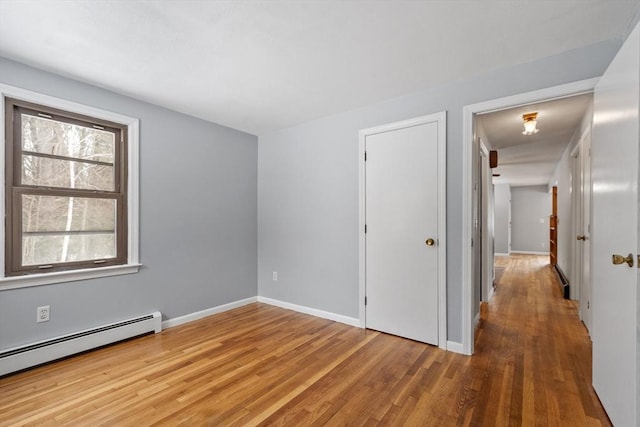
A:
495,252,510,257
257,296,361,327
510,251,549,255
162,296,257,329
447,341,465,354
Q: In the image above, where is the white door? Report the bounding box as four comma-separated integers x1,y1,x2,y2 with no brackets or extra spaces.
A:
572,131,593,330
579,129,592,332
591,22,639,427
570,149,581,303
364,114,444,345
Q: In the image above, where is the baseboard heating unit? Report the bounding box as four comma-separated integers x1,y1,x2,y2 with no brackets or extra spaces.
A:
553,265,570,299
0,311,162,376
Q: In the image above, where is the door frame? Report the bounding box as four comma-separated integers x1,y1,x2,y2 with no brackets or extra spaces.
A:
358,111,447,350
461,78,599,355
479,139,494,304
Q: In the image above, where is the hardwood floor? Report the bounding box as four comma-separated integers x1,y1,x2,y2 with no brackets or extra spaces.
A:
0,255,611,426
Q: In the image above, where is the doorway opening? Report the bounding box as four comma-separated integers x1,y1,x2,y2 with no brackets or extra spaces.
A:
461,78,598,355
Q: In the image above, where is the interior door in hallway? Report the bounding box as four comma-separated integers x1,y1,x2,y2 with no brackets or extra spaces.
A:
579,129,592,332
364,114,444,345
591,22,639,427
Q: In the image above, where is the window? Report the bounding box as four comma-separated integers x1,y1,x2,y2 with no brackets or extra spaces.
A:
1,85,139,288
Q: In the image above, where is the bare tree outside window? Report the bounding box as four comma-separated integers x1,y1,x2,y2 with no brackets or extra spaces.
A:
5,98,127,275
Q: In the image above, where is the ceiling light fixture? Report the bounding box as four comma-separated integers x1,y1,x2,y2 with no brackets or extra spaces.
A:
522,112,539,135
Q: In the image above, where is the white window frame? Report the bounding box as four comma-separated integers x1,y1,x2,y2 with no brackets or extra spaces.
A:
0,84,140,290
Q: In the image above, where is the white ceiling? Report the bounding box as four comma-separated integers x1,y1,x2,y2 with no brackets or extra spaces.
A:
0,1,638,135
478,93,593,186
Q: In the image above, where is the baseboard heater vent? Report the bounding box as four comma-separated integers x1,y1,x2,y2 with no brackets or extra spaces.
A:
553,265,570,299
0,311,161,376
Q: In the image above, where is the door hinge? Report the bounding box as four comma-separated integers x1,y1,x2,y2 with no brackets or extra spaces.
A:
365,296,367,306
364,151,367,161
471,238,474,247
365,224,367,233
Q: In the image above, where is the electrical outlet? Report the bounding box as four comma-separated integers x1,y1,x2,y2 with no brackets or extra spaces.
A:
37,305,50,323
272,271,277,281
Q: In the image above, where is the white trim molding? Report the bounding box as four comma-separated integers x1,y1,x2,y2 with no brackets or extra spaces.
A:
447,341,464,354
461,78,599,355
164,295,399,331
0,83,140,290
0,264,141,290
162,297,258,329
258,296,360,327
162,296,361,330
358,111,447,350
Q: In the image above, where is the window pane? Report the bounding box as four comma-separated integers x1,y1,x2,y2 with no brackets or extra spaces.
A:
21,114,115,163
22,234,116,266
21,195,117,265
22,154,114,191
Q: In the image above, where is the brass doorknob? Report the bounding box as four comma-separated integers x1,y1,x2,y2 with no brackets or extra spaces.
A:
612,254,634,268
577,235,587,241
425,238,435,246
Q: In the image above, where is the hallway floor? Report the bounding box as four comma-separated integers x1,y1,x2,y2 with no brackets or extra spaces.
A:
474,254,610,425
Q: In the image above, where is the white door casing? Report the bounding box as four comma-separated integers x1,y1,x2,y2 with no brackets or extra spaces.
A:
358,112,447,349
591,22,639,427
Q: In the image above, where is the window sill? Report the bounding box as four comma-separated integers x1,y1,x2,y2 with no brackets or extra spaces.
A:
0,264,141,291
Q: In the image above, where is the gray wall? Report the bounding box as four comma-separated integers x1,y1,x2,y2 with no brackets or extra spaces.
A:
511,186,551,253
257,41,620,343
0,58,258,350
494,184,511,255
